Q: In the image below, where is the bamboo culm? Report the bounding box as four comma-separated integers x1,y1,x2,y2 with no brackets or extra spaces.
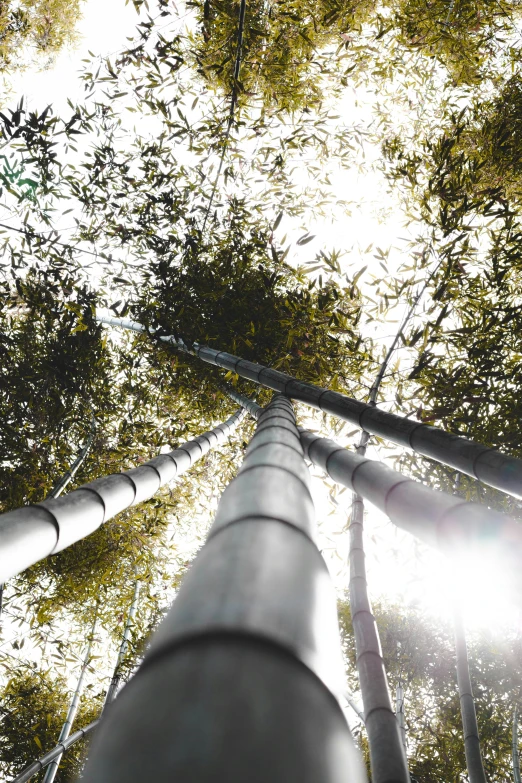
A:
396,682,407,754
47,411,97,499
346,329,410,781
514,707,521,783
98,315,522,500
0,408,246,583
299,429,522,597
103,580,140,708
453,604,487,783
42,617,97,783
9,722,99,783
81,395,366,783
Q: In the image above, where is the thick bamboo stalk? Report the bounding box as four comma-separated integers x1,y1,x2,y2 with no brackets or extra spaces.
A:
42,617,97,783
453,604,487,783
47,411,97,498
82,395,366,783
0,408,246,582
514,706,521,783
104,580,140,708
98,315,522,500
299,430,522,595
10,722,98,783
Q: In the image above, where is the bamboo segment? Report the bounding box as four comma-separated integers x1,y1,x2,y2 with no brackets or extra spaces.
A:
299,430,522,595
396,682,407,754
453,605,487,783
98,316,522,499
10,722,98,783
81,396,366,783
0,409,246,582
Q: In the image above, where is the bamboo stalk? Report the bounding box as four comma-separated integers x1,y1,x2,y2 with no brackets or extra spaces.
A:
103,580,140,708
453,603,487,783
396,681,407,754
299,429,522,596
0,408,246,582
9,721,99,783
80,395,366,783
514,706,521,783
42,617,97,783
47,410,97,499
98,315,522,500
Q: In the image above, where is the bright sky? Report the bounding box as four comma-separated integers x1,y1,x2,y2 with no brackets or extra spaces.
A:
1,0,521,744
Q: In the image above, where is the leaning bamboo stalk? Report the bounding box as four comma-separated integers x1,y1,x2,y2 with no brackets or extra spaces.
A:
453,604,487,783
48,410,97,498
42,617,97,783
514,706,521,783
98,315,522,500
0,408,246,582
81,395,366,783
299,430,522,595
103,580,140,708
10,722,98,783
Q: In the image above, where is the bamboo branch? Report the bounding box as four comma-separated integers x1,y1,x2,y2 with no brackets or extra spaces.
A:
103,580,141,708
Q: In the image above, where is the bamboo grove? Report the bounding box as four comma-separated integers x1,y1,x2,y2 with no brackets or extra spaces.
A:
1,0,522,780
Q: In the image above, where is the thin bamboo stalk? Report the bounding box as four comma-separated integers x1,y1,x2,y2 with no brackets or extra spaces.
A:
103,580,140,708
0,408,246,582
9,721,98,783
514,706,521,783
47,411,97,499
42,617,97,783
81,395,366,783
299,429,522,595
396,681,407,754
453,604,487,783
98,315,522,500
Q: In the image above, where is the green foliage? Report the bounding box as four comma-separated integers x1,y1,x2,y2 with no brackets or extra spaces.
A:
192,0,375,112
0,669,101,781
339,598,522,781
0,0,84,74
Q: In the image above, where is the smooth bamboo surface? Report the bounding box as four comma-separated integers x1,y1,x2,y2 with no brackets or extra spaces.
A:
81,396,366,783
453,605,487,783
99,315,522,499
300,429,522,595
10,722,98,783
0,409,246,582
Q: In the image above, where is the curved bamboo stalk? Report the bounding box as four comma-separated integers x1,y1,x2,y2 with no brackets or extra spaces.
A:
42,617,98,783
81,395,366,783
47,410,97,499
103,580,140,708
9,721,98,783
453,604,487,783
299,429,522,596
0,408,246,582
98,315,522,500
514,706,521,783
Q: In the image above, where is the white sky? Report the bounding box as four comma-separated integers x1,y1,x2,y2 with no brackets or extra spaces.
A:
1,0,521,752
